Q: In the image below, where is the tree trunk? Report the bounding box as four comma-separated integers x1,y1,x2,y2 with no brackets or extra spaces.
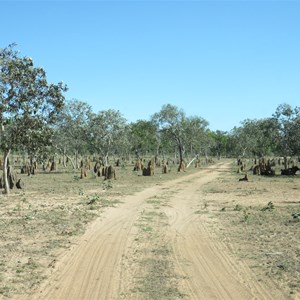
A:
2,149,11,195
284,156,288,170
242,147,247,158
179,144,184,163
63,148,67,168
75,149,79,169
178,144,185,171
66,155,76,169
205,151,209,164
105,153,109,167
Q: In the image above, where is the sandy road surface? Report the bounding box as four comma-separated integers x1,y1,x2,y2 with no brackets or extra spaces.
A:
28,162,287,300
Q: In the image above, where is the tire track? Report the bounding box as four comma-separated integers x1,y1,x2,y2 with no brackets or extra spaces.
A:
163,162,288,299
26,162,288,299
28,177,192,300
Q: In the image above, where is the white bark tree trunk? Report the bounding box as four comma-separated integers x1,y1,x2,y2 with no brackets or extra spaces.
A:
3,149,11,195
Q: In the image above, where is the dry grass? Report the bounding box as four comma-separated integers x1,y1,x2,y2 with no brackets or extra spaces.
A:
200,161,300,297
1,158,300,298
129,198,185,299
0,160,199,298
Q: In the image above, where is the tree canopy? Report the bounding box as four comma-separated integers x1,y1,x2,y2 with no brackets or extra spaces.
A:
0,44,67,193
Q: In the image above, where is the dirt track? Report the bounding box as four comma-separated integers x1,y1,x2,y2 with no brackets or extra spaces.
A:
28,162,288,300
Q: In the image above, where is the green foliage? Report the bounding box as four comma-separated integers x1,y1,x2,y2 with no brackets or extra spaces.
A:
86,194,100,205
86,193,120,209
54,99,92,157
0,44,67,193
130,120,158,155
292,212,300,220
3,44,300,174
151,104,209,160
272,103,300,157
242,210,250,223
233,204,243,211
209,130,229,158
102,180,113,190
230,118,278,157
261,201,275,211
228,103,300,158
0,44,67,153
87,109,128,157
73,175,80,181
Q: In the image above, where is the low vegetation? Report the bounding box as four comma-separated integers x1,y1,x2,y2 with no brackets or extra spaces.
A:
0,160,200,298
201,161,300,297
0,157,299,298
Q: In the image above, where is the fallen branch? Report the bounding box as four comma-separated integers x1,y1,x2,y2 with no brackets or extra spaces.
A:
186,156,198,168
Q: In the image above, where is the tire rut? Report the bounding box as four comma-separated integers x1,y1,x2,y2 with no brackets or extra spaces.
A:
26,162,288,299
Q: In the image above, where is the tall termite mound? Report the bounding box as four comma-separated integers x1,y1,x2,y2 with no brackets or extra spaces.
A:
178,160,186,172
143,159,155,176
104,165,116,180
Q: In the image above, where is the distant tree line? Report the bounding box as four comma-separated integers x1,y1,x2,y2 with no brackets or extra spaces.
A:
228,103,300,162
51,100,300,168
1,44,300,194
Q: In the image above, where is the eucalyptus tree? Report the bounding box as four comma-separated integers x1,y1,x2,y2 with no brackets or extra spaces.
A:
254,118,278,156
288,114,300,156
229,117,281,159
114,123,131,159
272,103,300,168
184,116,209,158
229,124,254,158
0,44,67,193
129,120,159,157
151,104,209,169
209,130,229,159
87,109,127,165
54,99,92,168
151,104,186,167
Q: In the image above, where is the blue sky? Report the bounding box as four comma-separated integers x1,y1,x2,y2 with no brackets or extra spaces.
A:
1,1,300,132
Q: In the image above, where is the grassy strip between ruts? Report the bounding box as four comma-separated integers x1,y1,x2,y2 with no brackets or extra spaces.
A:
126,194,185,299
